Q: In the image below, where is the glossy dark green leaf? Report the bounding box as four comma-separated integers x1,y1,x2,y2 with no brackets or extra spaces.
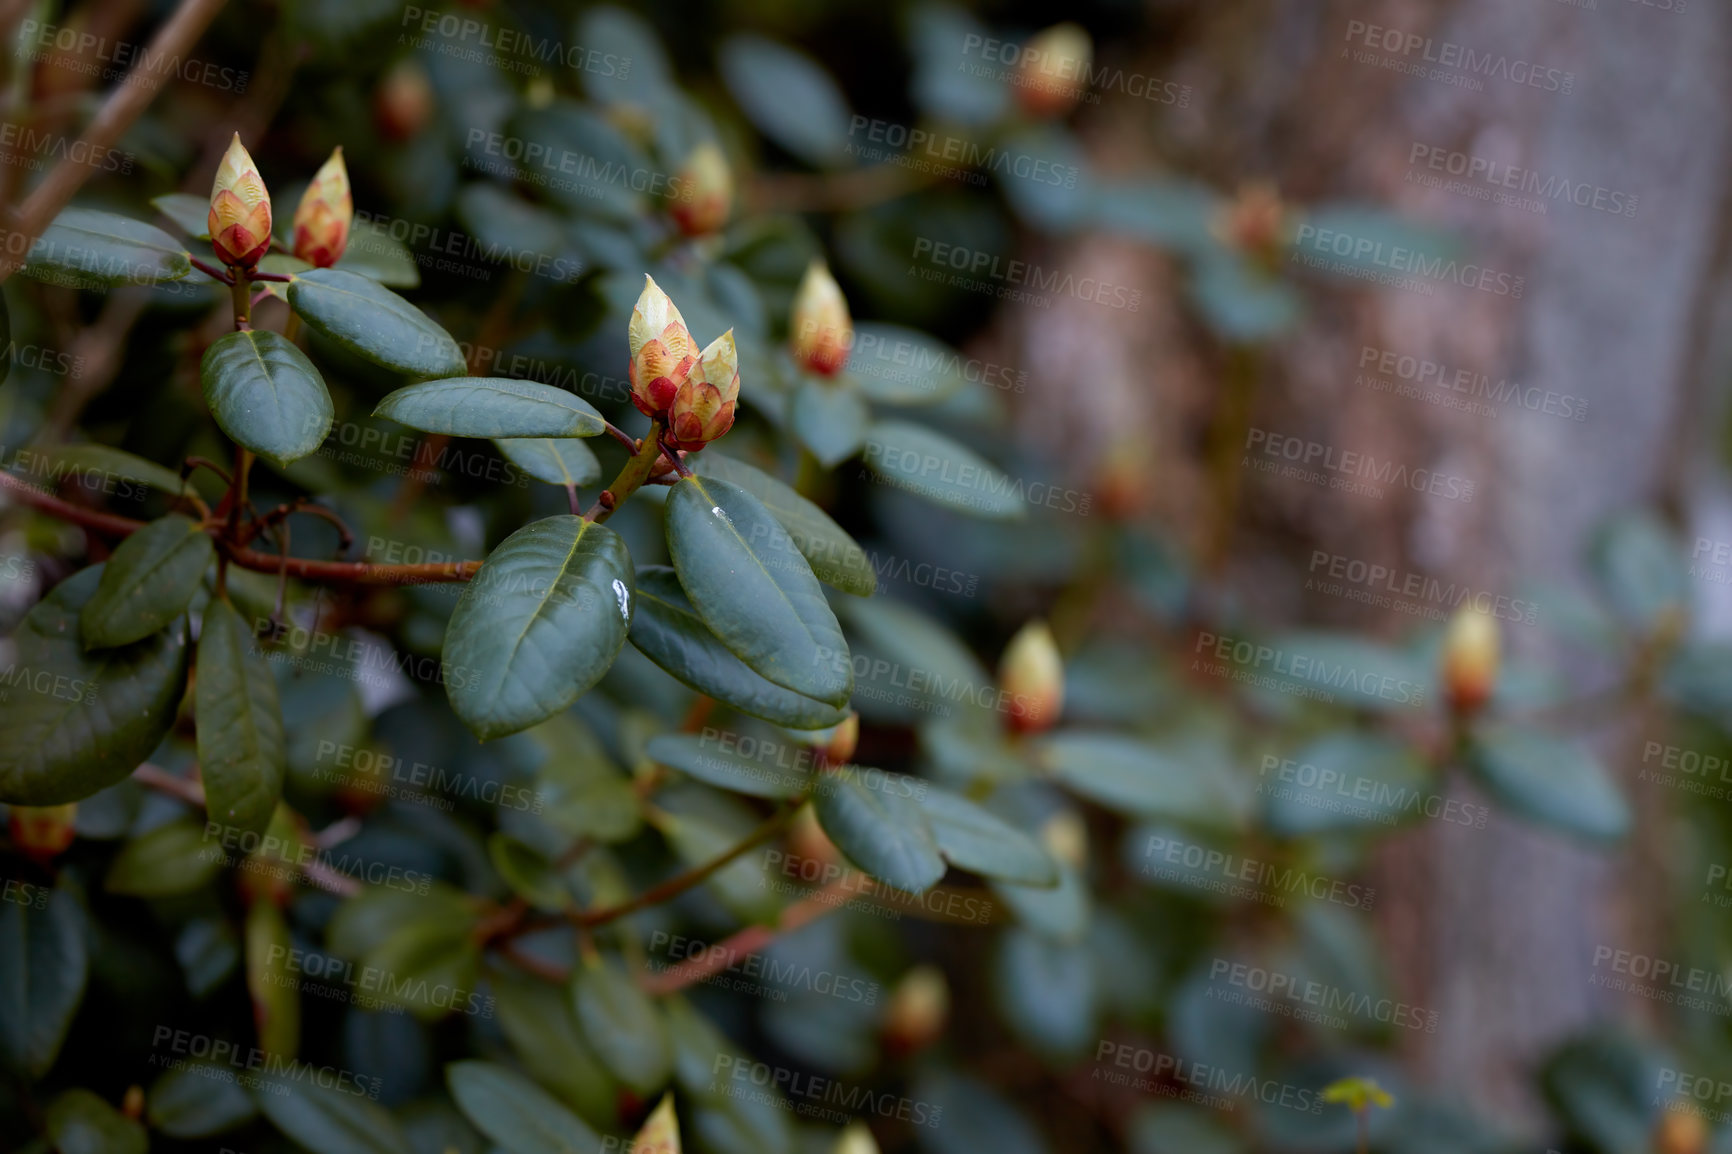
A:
861,419,1025,520
629,567,849,729
254,1076,408,1154
147,1061,259,1137
665,998,794,1154
0,566,190,806
690,453,875,595
664,476,851,705
104,818,224,897
1038,733,1240,827
338,220,420,287
0,883,87,1078
197,600,286,840
28,444,187,496
813,766,945,894
288,267,465,379
46,1088,147,1154
80,515,212,649
25,207,191,285
202,329,334,468
1467,724,1630,842
651,799,781,922
447,1060,601,1154
645,732,812,799
790,376,868,467
374,378,605,438
152,192,212,239
444,516,634,740
846,322,972,405
718,35,852,167
494,438,602,487
920,786,1057,886
492,977,620,1128
570,960,672,1097
490,834,571,911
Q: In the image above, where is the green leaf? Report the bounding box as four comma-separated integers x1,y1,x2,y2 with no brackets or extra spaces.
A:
813,766,945,893
790,377,868,467
1467,724,1630,842
664,476,851,706
24,208,191,285
447,1060,602,1154
920,786,1058,886
490,834,572,910
197,599,286,840
1038,733,1240,827
861,420,1025,520
152,192,213,239
651,802,782,923
0,566,190,806
288,267,465,379
718,35,852,167
26,444,187,496
495,438,602,487
201,329,335,468
244,900,298,1057
254,1076,407,1154
1259,734,1437,836
148,1061,259,1137
992,859,1090,943
338,220,421,287
994,928,1097,1058
104,818,224,897
79,515,212,648
492,977,620,1128
328,884,479,960
374,378,605,439
690,453,875,595
645,732,812,799
629,567,849,729
0,883,87,1078
846,322,972,405
1590,513,1689,629
571,960,672,1096
46,1088,147,1154
444,515,634,740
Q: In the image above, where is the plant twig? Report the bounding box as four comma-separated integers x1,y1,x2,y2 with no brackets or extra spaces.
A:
641,876,858,995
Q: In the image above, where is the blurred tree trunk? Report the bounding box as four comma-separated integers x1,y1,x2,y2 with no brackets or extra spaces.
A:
1004,0,1732,1130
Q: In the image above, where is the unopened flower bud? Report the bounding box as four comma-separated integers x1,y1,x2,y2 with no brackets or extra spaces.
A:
1040,812,1088,869
1015,24,1092,119
671,142,732,237
789,803,842,871
375,60,434,141
1656,1106,1708,1154
1210,182,1291,265
834,1122,881,1154
629,275,697,419
883,964,949,1055
999,620,1064,734
666,330,739,450
1442,604,1499,715
631,1093,681,1154
1093,439,1148,520
789,262,852,377
208,133,273,270
8,803,76,862
293,148,352,268
819,713,860,767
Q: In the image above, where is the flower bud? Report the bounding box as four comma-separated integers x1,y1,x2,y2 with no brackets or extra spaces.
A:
631,1093,681,1154
1015,24,1092,119
834,1122,881,1154
121,1085,145,1119
789,261,852,377
292,148,352,268
629,275,698,419
208,133,273,270
1210,182,1291,266
666,330,739,450
819,713,860,767
789,803,842,872
8,803,76,862
1442,604,1500,715
882,964,949,1055
999,620,1064,734
1040,811,1088,869
1656,1106,1708,1154
375,60,434,141
670,142,733,237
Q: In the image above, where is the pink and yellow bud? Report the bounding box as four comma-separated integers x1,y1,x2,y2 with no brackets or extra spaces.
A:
999,620,1064,734
834,1123,882,1154
666,329,739,450
883,965,949,1055
8,803,76,863
1442,604,1500,715
789,261,852,377
819,713,860,767
1656,1107,1708,1154
670,142,733,237
208,133,273,270
1211,182,1291,266
292,148,352,268
629,275,698,419
375,60,434,141
630,1094,681,1154
1015,24,1092,119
